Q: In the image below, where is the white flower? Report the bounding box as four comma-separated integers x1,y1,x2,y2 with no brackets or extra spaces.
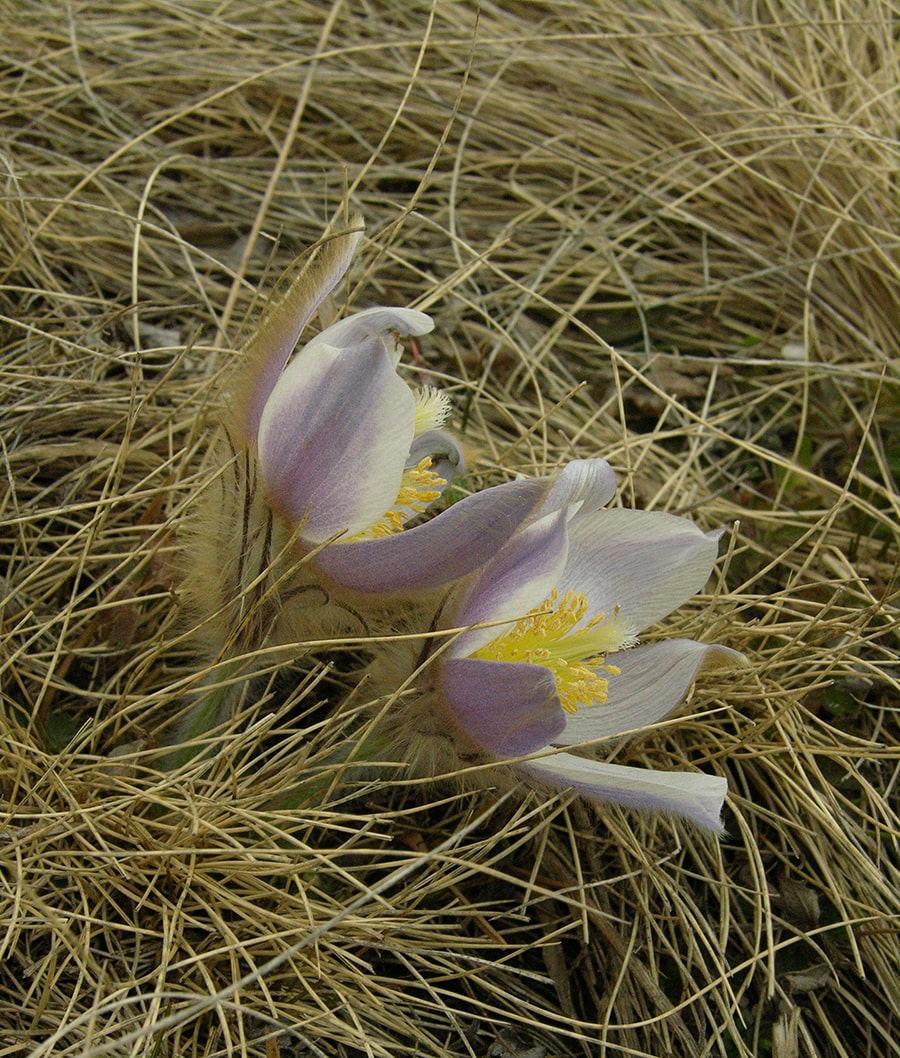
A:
434,459,745,830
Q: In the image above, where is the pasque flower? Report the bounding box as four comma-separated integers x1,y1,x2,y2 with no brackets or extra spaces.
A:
175,219,555,758
176,218,745,805
432,458,745,831
231,219,552,596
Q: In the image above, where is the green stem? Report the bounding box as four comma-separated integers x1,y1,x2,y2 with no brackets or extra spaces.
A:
156,667,240,772
263,732,389,811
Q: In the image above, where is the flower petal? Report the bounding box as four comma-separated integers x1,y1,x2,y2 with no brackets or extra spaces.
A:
258,342,414,540
407,428,466,487
310,476,549,595
554,638,746,745
521,751,728,832
242,222,364,440
537,457,617,520
440,657,565,757
561,508,724,631
451,508,570,657
306,306,434,366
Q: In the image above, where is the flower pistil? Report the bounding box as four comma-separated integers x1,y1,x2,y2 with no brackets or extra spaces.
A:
414,386,452,433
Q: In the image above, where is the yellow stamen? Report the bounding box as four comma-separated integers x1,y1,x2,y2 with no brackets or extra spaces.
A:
350,457,446,540
471,589,633,714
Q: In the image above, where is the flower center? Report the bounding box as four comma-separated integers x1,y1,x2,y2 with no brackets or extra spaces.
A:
471,589,635,714
349,457,446,540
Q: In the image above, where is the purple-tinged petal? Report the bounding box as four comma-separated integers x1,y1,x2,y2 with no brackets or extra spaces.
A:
537,457,617,521
311,476,549,595
243,223,364,441
407,429,466,486
521,751,728,832
561,509,723,632
451,509,570,657
258,344,414,541
555,639,747,745
441,657,565,757
306,307,433,366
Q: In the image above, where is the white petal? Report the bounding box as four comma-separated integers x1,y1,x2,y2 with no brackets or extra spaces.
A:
441,657,565,757
258,342,415,540
522,751,728,832
561,508,723,631
537,457,617,521
555,639,746,745
306,307,433,366
407,429,466,485
311,477,548,594
451,509,570,657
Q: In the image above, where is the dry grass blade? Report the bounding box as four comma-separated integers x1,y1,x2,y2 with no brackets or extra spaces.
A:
1,3,898,1057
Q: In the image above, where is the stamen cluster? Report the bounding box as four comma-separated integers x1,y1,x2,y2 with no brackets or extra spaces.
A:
351,458,447,540
472,590,624,714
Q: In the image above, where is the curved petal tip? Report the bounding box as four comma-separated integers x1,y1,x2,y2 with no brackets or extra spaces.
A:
522,751,728,832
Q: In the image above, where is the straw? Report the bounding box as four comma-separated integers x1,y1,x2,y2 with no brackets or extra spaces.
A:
1,3,897,1056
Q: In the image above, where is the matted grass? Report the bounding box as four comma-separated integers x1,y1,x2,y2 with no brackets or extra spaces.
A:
1,2,897,1056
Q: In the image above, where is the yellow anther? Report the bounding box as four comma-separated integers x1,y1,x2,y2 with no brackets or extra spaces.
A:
350,458,446,540
471,590,633,713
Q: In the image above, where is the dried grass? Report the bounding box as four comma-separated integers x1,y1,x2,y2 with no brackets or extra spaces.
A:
1,2,898,1057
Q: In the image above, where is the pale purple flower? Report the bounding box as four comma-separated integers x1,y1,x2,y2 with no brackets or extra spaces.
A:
239,222,551,595
257,304,449,540
435,458,745,831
